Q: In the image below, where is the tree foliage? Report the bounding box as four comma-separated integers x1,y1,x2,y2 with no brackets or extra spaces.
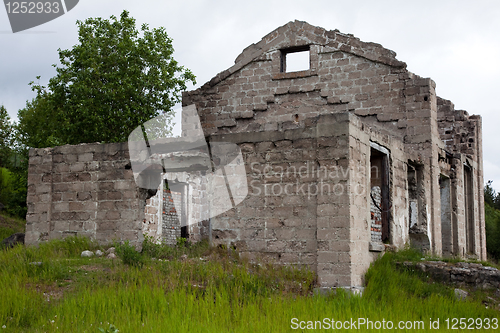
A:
0,105,27,219
0,167,27,218
485,181,500,260
485,201,500,260
17,90,61,149
484,180,500,210
20,10,195,147
0,105,13,167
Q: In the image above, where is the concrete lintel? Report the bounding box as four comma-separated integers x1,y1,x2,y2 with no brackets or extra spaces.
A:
370,141,390,155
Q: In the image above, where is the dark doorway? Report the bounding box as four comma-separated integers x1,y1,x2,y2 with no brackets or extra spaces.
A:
370,145,390,243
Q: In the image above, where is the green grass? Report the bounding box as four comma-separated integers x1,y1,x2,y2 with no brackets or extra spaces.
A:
0,239,498,332
0,211,25,241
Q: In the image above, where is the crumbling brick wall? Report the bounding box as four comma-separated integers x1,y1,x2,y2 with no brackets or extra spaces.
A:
25,142,147,247
437,97,485,259
182,20,485,286
24,21,485,288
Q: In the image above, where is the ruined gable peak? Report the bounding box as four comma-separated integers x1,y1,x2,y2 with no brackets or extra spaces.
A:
199,21,407,90
234,20,406,69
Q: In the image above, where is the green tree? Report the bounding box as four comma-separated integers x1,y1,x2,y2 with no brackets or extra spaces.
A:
16,90,62,149
0,105,27,219
485,201,500,259
23,10,195,146
484,181,500,259
484,180,500,210
0,105,13,167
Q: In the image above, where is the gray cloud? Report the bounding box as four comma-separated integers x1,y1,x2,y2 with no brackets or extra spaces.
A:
1,0,499,188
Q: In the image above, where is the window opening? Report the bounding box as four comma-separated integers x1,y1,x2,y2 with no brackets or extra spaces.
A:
407,161,430,252
280,46,310,73
407,164,418,230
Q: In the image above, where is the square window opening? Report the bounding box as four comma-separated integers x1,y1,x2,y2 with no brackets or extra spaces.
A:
280,46,310,73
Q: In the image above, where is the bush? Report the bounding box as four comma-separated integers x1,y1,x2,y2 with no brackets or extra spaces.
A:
116,241,144,268
0,167,27,220
485,202,500,259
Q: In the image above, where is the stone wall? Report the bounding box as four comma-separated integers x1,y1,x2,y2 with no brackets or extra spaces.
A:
181,20,486,287
399,261,500,289
25,142,146,247
437,97,486,259
24,21,486,288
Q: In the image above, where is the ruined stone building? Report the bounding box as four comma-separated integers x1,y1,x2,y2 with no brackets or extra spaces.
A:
25,21,485,288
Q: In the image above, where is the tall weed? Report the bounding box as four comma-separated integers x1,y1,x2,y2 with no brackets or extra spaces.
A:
0,237,498,332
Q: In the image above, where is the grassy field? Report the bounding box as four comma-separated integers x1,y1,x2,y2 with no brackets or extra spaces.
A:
0,234,499,332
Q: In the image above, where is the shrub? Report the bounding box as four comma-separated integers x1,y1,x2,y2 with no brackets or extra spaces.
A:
116,241,144,268
176,237,187,247
485,202,500,259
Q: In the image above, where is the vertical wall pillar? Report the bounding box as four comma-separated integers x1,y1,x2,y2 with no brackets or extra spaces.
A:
25,148,53,244
440,176,453,256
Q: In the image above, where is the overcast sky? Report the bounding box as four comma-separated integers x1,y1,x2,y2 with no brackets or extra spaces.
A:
1,0,500,190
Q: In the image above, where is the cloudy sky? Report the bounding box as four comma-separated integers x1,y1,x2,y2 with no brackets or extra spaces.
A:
1,0,500,189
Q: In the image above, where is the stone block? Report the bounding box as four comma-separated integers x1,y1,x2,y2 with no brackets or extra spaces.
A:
62,192,77,202
296,229,316,240
77,192,92,201
266,240,287,252
120,210,139,220
54,221,70,232
97,221,117,231
35,184,51,194
122,191,138,200
52,202,69,212
34,202,50,214
69,163,86,173
246,240,266,251
114,181,133,190
105,211,121,220
107,191,122,200
317,228,349,241
317,251,339,263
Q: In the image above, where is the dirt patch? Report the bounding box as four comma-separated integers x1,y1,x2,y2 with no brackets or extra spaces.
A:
78,264,112,273
26,282,71,303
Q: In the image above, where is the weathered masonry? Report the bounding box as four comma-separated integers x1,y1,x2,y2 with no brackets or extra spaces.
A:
26,21,485,288
25,143,148,246
182,21,486,287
